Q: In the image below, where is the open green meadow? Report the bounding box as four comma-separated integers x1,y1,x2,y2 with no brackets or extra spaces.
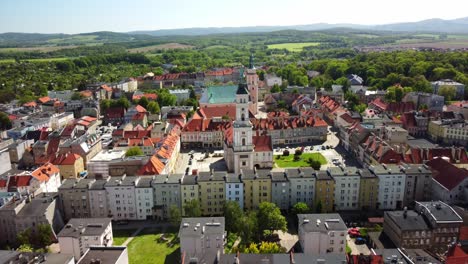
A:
267,42,320,52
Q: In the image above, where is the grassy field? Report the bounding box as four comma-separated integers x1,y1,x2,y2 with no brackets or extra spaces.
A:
267,42,320,52
127,227,180,264
275,153,327,168
0,57,69,63
128,43,193,53
204,45,230,49
113,229,137,246
0,45,78,53
47,35,98,44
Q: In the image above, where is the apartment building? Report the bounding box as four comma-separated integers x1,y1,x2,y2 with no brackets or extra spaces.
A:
286,168,315,209
152,174,182,220
179,217,225,264
400,164,432,208
225,173,244,210
58,178,95,221
135,177,154,220
298,214,347,254
198,172,226,216
105,176,138,220
428,119,468,146
369,164,405,210
270,172,289,210
328,167,360,211
314,171,335,213
180,175,199,216
241,169,271,211
358,169,379,211
88,179,110,218
58,218,113,260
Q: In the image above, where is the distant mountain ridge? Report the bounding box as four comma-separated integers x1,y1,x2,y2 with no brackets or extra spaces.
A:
129,17,468,36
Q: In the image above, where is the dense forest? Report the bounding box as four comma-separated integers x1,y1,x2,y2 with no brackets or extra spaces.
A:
1,29,468,104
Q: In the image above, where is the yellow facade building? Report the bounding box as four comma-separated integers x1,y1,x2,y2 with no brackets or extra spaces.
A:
180,175,199,216
241,169,271,211
358,169,379,210
314,171,335,213
197,171,226,216
51,153,85,179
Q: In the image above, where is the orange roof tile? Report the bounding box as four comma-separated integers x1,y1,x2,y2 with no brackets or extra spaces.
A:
31,162,59,182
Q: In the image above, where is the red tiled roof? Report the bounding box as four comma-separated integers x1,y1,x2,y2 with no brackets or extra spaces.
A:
8,175,32,188
31,162,59,182
0,179,7,188
80,90,93,97
252,116,327,130
123,130,151,139
23,101,37,107
253,135,272,152
37,96,51,104
47,137,61,157
369,98,387,111
8,114,18,121
100,84,112,92
267,111,289,118
132,112,146,121
61,124,76,137
51,153,81,166
426,157,468,190
197,105,253,120
135,105,147,113
132,93,158,101
138,155,165,175
105,107,125,118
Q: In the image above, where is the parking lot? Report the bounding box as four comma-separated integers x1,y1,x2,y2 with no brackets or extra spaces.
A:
174,151,227,175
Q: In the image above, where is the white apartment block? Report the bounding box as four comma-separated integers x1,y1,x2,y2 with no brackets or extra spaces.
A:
105,176,138,220
152,174,182,220
135,177,154,220
298,214,347,254
58,218,113,260
369,164,406,210
328,167,360,211
286,168,316,208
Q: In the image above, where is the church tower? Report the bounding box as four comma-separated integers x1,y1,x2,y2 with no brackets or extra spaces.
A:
232,80,254,174
246,54,259,115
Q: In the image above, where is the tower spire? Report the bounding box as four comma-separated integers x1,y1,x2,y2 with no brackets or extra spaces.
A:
249,53,255,69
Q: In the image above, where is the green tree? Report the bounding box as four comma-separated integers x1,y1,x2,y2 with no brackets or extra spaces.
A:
125,147,143,157
17,244,33,252
71,92,84,100
189,87,196,99
147,101,160,114
169,205,181,225
245,243,260,253
0,112,12,130
138,96,149,109
270,84,281,93
17,228,31,246
353,103,367,113
315,200,323,213
157,89,177,107
257,202,287,234
183,199,202,217
291,202,310,216
36,224,53,248
308,158,321,170
258,242,285,253
224,201,243,234
100,99,111,112
239,211,258,244
438,85,457,102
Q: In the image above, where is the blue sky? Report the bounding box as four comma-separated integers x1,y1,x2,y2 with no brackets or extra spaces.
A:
1,0,467,33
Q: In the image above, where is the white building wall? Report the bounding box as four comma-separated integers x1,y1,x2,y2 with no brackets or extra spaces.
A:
289,178,316,208
225,183,244,210
334,176,360,210
89,190,109,218
135,187,154,220
376,173,405,210
106,186,137,220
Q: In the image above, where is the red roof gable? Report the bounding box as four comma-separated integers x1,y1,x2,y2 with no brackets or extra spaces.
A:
31,162,59,182
138,155,165,175
427,158,468,190
51,153,81,166
8,175,32,188
253,135,272,152
37,96,51,104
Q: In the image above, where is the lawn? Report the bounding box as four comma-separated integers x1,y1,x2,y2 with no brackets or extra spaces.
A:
127,227,180,264
0,57,69,64
113,229,136,246
128,43,193,53
275,153,327,168
267,42,319,52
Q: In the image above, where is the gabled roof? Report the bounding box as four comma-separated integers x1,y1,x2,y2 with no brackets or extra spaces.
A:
51,153,81,166
138,155,165,175
8,175,32,188
135,105,147,113
426,157,468,190
253,135,272,152
37,96,51,104
100,84,112,92
31,163,59,182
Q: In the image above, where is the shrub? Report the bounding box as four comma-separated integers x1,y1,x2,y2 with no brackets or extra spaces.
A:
295,149,303,155
283,150,290,156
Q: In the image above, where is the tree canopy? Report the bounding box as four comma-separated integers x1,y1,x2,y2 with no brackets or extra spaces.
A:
126,147,143,157
257,202,287,233
183,199,202,217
